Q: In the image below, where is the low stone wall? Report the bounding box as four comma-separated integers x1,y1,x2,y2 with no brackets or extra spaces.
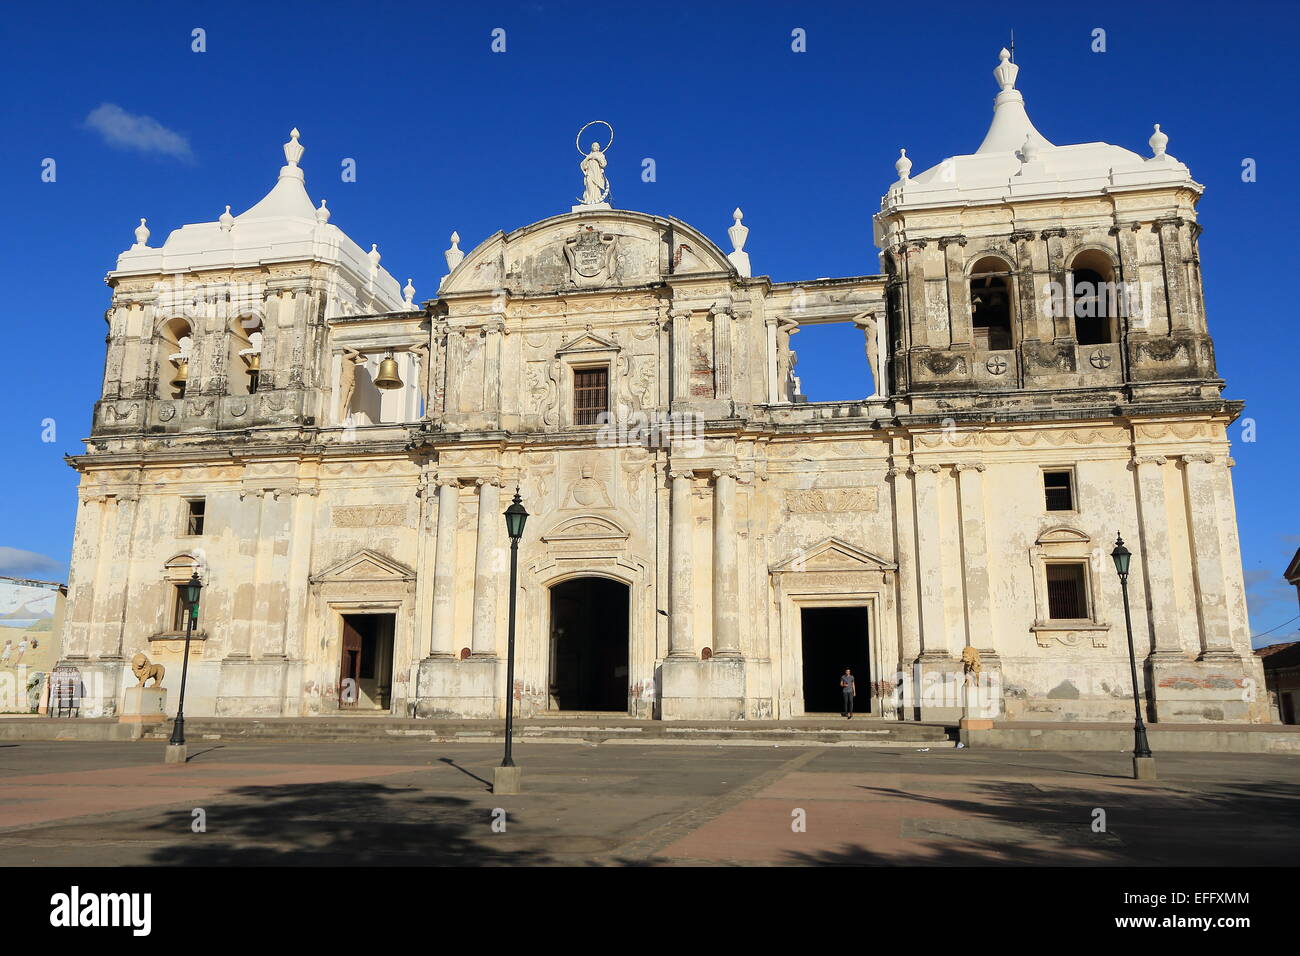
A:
964,723,1300,754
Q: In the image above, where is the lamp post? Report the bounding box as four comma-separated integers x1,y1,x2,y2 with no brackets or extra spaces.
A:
494,488,529,794
165,571,202,764
1111,534,1156,781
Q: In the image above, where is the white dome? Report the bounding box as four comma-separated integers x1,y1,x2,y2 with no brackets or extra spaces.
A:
883,49,1201,212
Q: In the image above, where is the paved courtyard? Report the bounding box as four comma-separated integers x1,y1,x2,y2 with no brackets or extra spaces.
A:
0,740,1296,866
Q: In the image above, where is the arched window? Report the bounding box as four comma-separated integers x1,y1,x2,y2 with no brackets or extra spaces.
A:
1069,250,1117,345
158,318,193,399
969,257,1014,351
228,317,263,395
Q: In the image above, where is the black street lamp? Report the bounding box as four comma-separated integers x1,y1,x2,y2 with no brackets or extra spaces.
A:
1111,534,1155,780
497,489,529,789
166,571,202,763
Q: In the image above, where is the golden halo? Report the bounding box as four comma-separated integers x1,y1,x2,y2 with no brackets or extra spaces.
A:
575,121,614,155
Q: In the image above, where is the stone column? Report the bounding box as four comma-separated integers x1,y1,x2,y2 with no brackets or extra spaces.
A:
670,309,692,404
939,237,970,349
886,463,921,667
444,328,465,414
483,319,504,422
1156,218,1192,332
1182,453,1233,655
764,318,779,404
668,470,695,658
470,478,502,658
1132,456,1182,653
954,463,992,647
710,306,732,401
93,494,139,659
910,464,950,654
711,470,740,658
428,479,460,657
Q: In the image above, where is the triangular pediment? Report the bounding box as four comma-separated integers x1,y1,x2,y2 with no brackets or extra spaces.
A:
311,548,415,584
771,537,897,574
556,331,620,356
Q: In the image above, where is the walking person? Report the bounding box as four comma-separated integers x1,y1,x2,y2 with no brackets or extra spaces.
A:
840,668,856,719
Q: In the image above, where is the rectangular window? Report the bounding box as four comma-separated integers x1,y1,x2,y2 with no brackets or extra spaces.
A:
1043,471,1074,512
172,585,200,631
184,498,206,535
1046,563,1089,619
573,366,609,425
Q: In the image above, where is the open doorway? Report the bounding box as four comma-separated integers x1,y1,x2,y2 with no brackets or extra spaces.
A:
338,613,395,710
801,606,871,715
549,577,629,712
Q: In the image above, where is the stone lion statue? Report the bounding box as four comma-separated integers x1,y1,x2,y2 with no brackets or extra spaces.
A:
131,653,165,688
960,646,982,678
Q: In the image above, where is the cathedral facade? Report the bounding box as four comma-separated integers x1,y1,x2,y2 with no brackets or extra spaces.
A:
59,53,1267,724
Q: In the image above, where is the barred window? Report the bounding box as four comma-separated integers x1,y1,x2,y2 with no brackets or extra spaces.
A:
1046,563,1088,619
1043,471,1074,512
573,366,609,425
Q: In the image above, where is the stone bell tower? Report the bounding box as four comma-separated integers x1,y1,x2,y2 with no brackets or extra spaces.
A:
874,48,1218,414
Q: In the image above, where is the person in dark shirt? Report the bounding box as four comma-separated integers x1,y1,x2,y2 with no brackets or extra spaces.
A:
840,669,856,719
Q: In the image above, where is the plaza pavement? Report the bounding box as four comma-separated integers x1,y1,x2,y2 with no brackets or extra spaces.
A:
0,739,1296,866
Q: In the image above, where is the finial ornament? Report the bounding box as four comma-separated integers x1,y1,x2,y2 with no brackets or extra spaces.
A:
1149,123,1168,159
403,278,416,306
994,47,1019,92
727,208,751,278
316,199,330,224
1020,135,1039,164
444,231,464,272
368,243,381,271
218,204,234,231
728,208,748,253
133,217,150,248
284,128,304,167
575,121,614,206
895,148,912,180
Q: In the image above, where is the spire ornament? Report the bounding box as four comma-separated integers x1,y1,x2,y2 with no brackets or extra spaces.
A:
444,231,464,272
403,278,416,306
895,148,912,180
1148,123,1169,159
133,218,150,248
316,199,330,224
218,204,234,231
994,47,1019,91
727,208,751,278
284,127,304,167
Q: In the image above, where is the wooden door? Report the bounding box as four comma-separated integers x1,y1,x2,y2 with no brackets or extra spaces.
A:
339,618,363,707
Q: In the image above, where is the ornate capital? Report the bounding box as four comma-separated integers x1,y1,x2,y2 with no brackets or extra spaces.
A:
668,469,694,482
1039,227,1067,240
434,477,461,490
1009,229,1036,244
1132,455,1168,467
1180,453,1216,465
937,235,968,250
954,462,986,473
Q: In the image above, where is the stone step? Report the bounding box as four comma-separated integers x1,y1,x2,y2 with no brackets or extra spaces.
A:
142,717,956,747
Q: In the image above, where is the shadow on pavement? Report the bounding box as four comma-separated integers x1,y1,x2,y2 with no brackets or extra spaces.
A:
143,780,552,866
780,778,1300,867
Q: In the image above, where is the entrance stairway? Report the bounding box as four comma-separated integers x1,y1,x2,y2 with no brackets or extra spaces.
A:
142,716,957,748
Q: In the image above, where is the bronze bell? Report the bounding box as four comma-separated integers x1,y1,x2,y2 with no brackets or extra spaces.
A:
170,360,189,390
246,352,260,371
374,353,403,389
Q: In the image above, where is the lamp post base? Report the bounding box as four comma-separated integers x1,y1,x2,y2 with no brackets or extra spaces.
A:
493,765,522,795
164,743,187,765
1133,756,1157,781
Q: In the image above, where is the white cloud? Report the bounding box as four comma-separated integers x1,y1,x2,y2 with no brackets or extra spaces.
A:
84,103,193,161
0,547,64,580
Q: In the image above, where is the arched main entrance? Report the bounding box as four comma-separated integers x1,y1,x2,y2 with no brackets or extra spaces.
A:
549,577,629,712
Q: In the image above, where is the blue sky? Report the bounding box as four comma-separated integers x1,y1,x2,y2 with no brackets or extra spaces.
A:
1,0,1297,645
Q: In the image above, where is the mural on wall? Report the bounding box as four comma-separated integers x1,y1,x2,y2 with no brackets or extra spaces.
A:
0,577,65,713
